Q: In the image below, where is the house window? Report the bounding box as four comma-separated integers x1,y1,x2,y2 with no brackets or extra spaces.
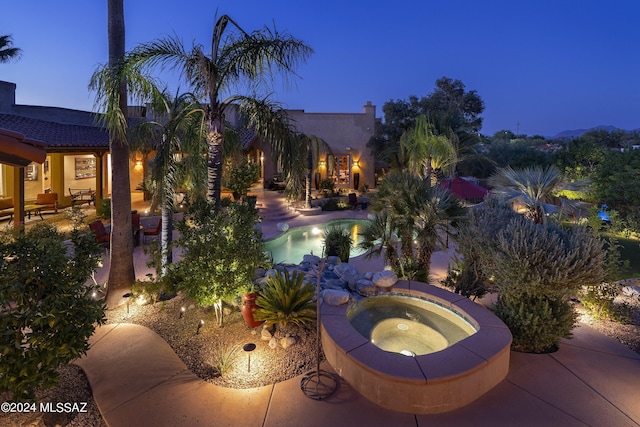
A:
328,154,350,185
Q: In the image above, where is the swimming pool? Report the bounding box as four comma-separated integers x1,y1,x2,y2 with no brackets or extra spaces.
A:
263,219,369,264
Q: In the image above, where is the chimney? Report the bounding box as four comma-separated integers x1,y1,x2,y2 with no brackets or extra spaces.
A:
0,81,16,113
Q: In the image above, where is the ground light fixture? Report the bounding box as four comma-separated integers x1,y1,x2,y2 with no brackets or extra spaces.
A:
122,293,132,315
243,343,256,373
179,306,186,319
196,319,204,335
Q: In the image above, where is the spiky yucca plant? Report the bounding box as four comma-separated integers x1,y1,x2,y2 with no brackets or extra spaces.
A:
254,270,316,327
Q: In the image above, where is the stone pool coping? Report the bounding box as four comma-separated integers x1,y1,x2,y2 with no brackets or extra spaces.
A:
321,280,512,414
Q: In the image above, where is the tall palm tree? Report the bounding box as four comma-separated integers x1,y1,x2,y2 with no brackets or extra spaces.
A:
127,14,312,210
135,90,207,275
488,165,590,225
0,35,21,63
400,115,458,183
91,0,135,309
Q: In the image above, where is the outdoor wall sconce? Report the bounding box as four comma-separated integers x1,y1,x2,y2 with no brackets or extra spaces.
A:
243,343,256,373
196,319,204,335
352,160,359,168
319,159,325,167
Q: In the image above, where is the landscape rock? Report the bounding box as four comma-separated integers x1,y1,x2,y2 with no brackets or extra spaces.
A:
372,270,398,289
261,327,273,341
268,337,278,349
333,263,361,287
356,279,376,296
280,336,297,349
322,289,350,305
326,255,342,265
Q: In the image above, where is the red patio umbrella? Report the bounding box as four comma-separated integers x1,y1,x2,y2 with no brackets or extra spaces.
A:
439,177,489,200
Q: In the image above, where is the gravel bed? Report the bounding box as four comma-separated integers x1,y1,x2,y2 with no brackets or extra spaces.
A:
2,290,637,426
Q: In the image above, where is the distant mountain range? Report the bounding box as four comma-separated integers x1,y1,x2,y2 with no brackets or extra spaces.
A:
552,125,637,139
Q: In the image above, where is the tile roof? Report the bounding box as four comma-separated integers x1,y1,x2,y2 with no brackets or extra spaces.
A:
0,113,109,151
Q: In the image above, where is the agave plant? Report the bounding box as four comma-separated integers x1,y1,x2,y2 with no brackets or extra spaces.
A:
254,270,316,327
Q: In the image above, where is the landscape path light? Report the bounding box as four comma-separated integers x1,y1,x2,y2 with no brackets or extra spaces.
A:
243,343,256,373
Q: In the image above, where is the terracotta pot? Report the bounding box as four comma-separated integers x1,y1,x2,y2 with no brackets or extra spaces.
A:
241,292,264,328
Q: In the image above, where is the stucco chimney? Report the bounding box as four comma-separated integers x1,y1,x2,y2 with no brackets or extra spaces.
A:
362,100,375,116
0,81,16,113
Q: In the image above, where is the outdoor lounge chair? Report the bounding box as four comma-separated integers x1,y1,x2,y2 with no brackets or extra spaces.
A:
144,218,161,244
348,193,362,210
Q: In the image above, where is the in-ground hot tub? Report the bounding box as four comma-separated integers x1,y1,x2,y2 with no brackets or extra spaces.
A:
321,280,512,414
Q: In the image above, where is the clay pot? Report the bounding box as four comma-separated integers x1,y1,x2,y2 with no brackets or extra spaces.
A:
241,292,264,328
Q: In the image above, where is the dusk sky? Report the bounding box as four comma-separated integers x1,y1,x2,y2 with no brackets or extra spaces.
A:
2,1,639,137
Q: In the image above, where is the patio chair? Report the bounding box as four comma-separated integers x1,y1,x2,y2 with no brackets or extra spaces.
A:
89,220,110,251
348,193,362,210
131,213,142,246
144,218,161,244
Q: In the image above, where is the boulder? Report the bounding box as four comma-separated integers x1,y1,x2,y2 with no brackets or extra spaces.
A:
302,254,320,264
322,289,350,305
334,263,361,287
323,278,348,291
356,279,376,296
372,270,398,289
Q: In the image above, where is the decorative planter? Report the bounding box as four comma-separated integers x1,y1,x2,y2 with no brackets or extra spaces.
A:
241,292,264,328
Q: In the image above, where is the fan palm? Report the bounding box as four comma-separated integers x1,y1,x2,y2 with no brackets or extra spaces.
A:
400,115,458,182
489,166,590,225
0,35,21,63
366,172,464,278
126,14,312,210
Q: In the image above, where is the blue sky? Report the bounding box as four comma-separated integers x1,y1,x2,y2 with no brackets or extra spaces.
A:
2,0,639,137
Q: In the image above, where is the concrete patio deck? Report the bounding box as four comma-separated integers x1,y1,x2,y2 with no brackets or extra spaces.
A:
77,189,640,426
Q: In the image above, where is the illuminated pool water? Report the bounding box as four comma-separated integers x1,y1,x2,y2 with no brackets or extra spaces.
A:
263,219,369,264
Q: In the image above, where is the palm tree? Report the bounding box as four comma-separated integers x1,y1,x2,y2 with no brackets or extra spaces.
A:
135,90,207,275
91,0,135,309
488,165,590,225
0,35,21,63
400,115,458,183
281,132,330,208
364,172,464,279
127,14,312,210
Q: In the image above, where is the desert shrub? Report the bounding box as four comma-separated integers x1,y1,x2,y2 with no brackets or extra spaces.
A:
494,291,576,353
319,178,335,197
0,222,105,400
489,219,607,352
441,257,488,300
97,197,111,218
222,158,260,200
323,225,353,262
579,238,629,320
320,198,349,211
458,199,610,352
171,199,267,308
254,270,316,327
